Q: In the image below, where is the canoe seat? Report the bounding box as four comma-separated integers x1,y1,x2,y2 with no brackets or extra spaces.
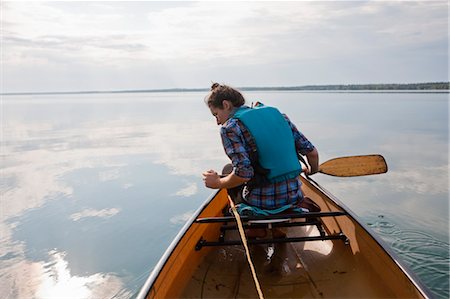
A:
247,218,291,239
220,207,329,235
248,218,290,224
233,214,325,239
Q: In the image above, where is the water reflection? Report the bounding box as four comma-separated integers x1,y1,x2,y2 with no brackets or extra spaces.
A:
2,118,224,222
1,92,448,298
368,214,450,299
70,208,120,221
0,249,130,299
1,93,226,297
169,210,195,225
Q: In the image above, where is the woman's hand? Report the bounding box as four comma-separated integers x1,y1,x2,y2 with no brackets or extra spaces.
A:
202,170,221,189
305,147,319,175
202,169,250,189
302,165,311,175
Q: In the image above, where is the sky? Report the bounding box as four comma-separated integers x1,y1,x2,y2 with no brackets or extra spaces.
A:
2,1,449,93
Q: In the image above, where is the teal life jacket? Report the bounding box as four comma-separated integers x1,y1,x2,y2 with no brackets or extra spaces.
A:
233,103,301,182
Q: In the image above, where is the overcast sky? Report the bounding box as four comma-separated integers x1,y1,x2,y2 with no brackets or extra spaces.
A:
2,1,448,93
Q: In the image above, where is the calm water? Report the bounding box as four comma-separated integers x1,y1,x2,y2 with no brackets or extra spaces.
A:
1,91,448,298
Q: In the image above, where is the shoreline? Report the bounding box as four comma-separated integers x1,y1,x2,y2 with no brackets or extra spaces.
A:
2,82,450,96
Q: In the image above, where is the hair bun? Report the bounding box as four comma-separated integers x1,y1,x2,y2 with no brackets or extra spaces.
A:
205,83,245,108
211,82,220,91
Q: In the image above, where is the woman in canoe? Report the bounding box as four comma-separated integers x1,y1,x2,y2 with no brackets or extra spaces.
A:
202,83,320,237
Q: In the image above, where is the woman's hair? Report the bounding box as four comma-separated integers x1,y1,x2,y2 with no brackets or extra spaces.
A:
204,83,245,108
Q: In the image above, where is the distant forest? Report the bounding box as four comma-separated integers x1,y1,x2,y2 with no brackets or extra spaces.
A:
121,82,450,93
111,82,450,94
3,82,449,96
240,82,449,91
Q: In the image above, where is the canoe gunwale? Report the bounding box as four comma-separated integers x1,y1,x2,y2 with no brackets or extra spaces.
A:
306,175,434,299
136,189,222,299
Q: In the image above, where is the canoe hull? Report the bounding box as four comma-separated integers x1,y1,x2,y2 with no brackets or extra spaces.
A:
138,176,432,299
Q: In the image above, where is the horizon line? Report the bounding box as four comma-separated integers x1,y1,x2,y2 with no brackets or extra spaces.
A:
2,81,449,96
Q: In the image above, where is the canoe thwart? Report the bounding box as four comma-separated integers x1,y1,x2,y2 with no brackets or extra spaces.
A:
195,233,349,250
196,211,347,223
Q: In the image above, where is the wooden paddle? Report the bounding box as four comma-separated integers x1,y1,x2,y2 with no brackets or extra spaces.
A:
318,154,387,177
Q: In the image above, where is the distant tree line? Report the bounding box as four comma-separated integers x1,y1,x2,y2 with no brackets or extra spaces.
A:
240,82,449,91
3,82,448,96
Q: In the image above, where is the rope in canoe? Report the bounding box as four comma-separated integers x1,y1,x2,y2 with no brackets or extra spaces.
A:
227,195,265,299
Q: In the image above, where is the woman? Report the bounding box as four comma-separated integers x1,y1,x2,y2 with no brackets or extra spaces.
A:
202,83,319,214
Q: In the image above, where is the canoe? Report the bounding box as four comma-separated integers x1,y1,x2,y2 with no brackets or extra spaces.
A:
137,175,432,298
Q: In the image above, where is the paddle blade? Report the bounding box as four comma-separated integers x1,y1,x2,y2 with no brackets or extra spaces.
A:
319,155,388,177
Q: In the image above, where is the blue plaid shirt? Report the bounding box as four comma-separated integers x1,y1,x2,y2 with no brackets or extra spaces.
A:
220,109,315,209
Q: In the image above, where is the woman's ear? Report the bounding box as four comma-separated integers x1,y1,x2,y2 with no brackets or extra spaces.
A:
222,100,232,111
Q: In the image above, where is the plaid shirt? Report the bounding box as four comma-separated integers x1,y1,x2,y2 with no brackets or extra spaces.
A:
220,109,315,209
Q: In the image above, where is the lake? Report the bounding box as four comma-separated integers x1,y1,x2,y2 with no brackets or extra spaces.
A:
1,90,448,298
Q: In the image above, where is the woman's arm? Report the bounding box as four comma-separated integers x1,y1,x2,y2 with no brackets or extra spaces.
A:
284,115,319,174
203,170,250,189
305,147,319,174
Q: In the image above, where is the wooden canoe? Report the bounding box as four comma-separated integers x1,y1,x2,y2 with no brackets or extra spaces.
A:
137,175,432,299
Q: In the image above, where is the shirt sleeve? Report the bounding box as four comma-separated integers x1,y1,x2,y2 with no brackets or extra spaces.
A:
283,115,315,155
220,120,254,179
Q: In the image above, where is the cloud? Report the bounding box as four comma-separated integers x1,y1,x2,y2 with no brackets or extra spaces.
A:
1,148,75,225
2,1,447,92
98,168,121,182
69,208,120,222
0,250,131,299
386,165,448,196
322,164,448,198
122,183,134,189
379,132,448,168
1,114,225,298
1,118,224,223
173,182,198,197
170,210,194,225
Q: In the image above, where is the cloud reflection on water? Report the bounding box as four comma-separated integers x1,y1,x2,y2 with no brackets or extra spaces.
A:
173,182,198,197
169,210,195,225
0,249,130,299
70,208,120,222
2,119,223,220
1,116,225,298
2,92,447,298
